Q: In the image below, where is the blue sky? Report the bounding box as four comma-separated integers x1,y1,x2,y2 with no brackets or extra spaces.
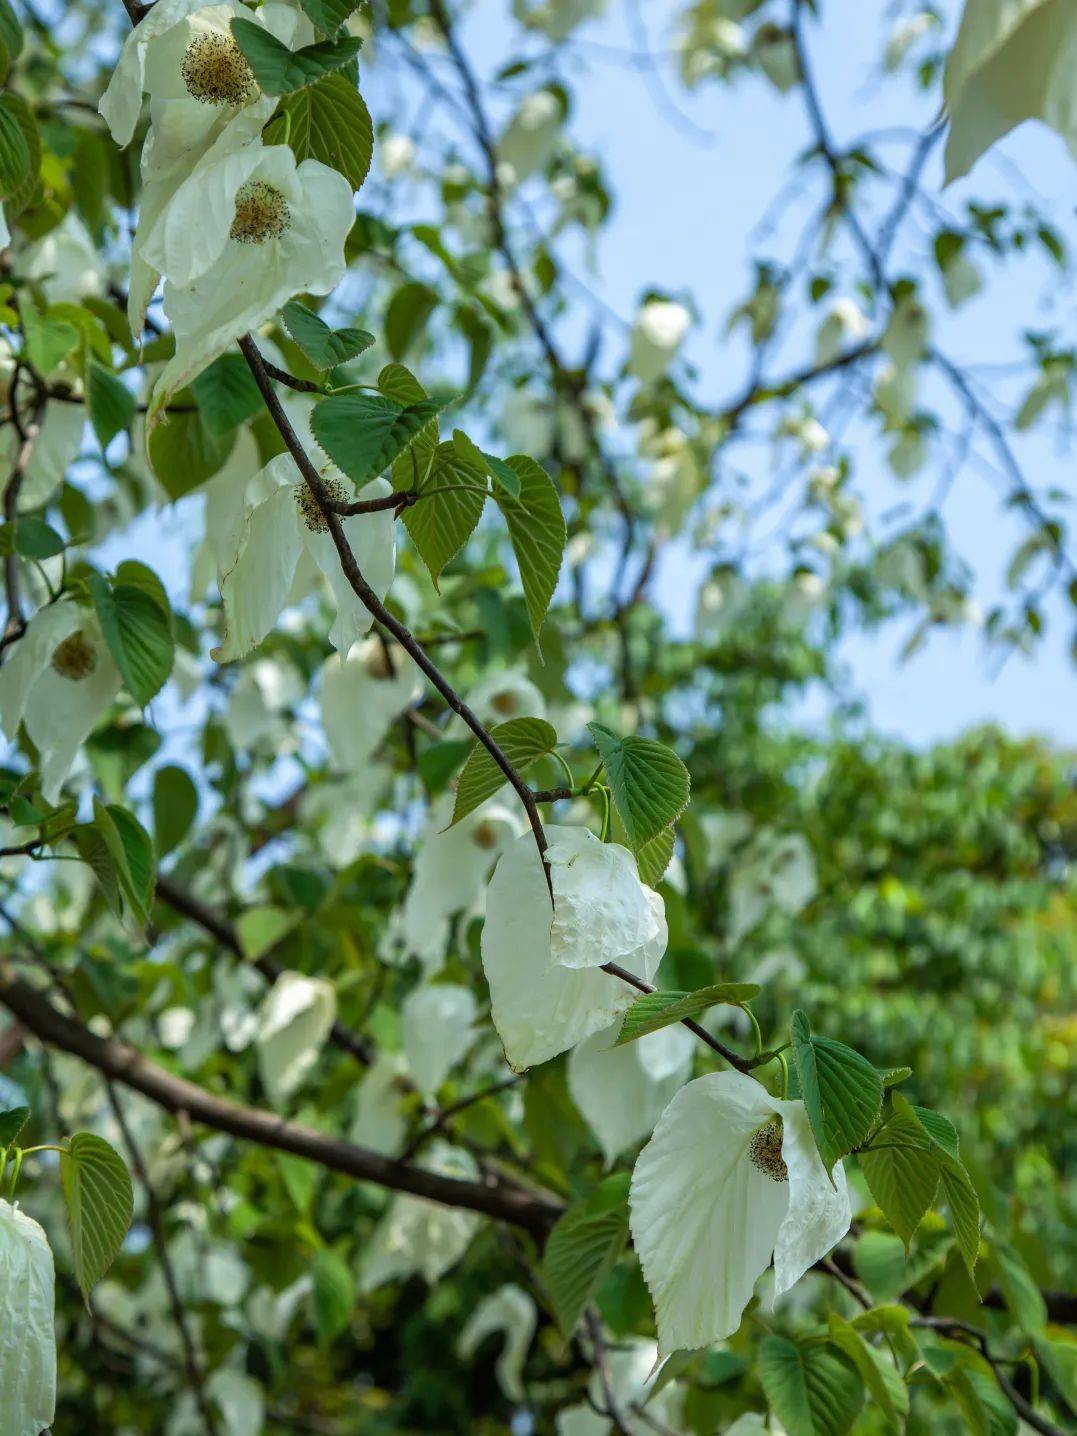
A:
441,1,1076,746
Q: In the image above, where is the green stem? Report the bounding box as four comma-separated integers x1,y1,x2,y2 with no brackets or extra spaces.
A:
777,1051,789,1101
740,1004,763,1058
550,749,574,787
596,786,611,843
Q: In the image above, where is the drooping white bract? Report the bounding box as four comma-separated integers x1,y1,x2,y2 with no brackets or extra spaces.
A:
320,639,422,773
481,825,666,1070
460,668,547,727
728,830,817,942
546,826,666,972
457,1284,537,1402
0,396,84,516
943,0,1077,183
98,0,312,334
0,1199,56,1436
0,602,122,803
358,1143,481,1291
401,982,478,1098
212,453,395,663
629,1070,851,1354
390,796,521,972
555,1336,685,1436
349,1051,408,1157
629,299,691,383
568,1020,693,1166
206,1368,265,1436
497,89,564,184
254,971,337,1106
23,212,106,305
146,142,353,417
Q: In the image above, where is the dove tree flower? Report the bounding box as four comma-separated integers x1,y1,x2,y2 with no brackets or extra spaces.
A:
98,0,311,332
0,1199,55,1436
629,1070,851,1354
144,142,354,414
254,971,337,1106
211,452,395,662
0,602,122,802
568,1020,694,1166
481,825,667,1069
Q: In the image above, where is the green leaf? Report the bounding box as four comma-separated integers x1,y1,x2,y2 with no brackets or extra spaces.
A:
937,1156,981,1279
148,395,235,499
587,723,690,850
311,391,444,489
264,72,372,190
60,1132,134,1299
495,456,566,648
13,517,64,559
0,96,29,200
191,353,263,437
540,1174,629,1338
0,1105,29,1146
417,738,472,795
0,0,23,63
912,1105,961,1160
791,1010,883,1177
634,823,676,886
91,798,156,925
22,300,79,374
297,0,359,30
859,1102,939,1251
878,1065,912,1088
385,281,438,360
86,362,135,449
152,764,198,858
452,429,521,500
989,1241,1045,1332
827,1315,907,1432
403,438,486,589
88,571,174,707
615,982,761,1045
230,17,361,95
759,1335,864,1436
312,1248,353,1346
853,1226,950,1302
450,717,557,826
282,300,374,370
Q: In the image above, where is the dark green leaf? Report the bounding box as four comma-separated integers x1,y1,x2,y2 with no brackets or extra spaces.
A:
494,456,566,648
88,572,174,707
403,438,486,589
148,395,235,500
312,1249,353,1346
759,1335,864,1436
311,391,444,489
14,518,64,560
297,0,359,30
587,723,690,851
615,983,761,1045
60,1132,134,1299
541,1175,629,1338
191,353,264,437
451,717,557,826
791,1010,883,1177
152,764,198,858
282,300,374,370
0,1106,29,1146
230,17,361,96
0,96,29,200
385,281,438,359
264,72,372,190
86,361,136,449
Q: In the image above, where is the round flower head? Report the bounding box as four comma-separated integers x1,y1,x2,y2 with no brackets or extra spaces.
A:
98,1,312,335
145,144,354,419
210,453,396,663
481,825,667,1070
629,1070,851,1354
0,602,122,803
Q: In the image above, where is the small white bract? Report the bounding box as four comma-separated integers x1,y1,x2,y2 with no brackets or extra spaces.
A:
358,1143,481,1291
629,1070,851,1354
546,826,667,972
0,1199,56,1436
457,1284,537,1402
255,971,337,1106
401,982,478,1098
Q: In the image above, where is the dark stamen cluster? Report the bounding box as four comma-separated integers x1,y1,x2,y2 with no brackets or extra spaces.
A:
51,630,97,682
229,180,291,245
748,1118,788,1183
181,33,258,107
294,477,347,533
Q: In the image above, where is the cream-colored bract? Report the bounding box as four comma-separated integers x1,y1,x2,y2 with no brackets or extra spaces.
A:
943,0,1077,182
0,602,123,803
0,1199,56,1436
546,826,667,972
358,1143,481,1291
147,144,354,419
629,299,691,383
568,1020,693,1166
481,825,665,1070
212,454,395,663
457,1283,537,1402
320,640,422,774
254,971,337,1105
401,982,478,1098
629,1070,851,1354
99,0,311,335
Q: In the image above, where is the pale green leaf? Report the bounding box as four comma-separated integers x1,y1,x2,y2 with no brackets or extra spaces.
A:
759,1335,864,1436
615,983,761,1046
60,1132,133,1299
494,456,565,648
450,717,556,826
588,723,690,850
86,362,135,449
540,1174,629,1337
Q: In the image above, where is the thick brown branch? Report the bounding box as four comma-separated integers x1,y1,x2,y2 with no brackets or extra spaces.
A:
0,963,560,1236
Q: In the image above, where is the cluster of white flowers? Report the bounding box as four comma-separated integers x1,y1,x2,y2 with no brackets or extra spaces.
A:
98,0,355,418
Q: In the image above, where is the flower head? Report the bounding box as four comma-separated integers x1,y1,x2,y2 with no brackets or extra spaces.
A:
629,1070,851,1354
0,602,122,802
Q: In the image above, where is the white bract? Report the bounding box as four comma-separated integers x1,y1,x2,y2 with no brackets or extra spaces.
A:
0,1199,56,1436
568,1020,693,1165
629,300,691,383
0,401,84,516
349,1052,408,1157
0,602,122,803
629,1070,851,1354
481,826,666,1070
728,831,817,941
391,797,521,971
546,826,666,972
461,668,547,726
943,0,1077,183
23,212,106,305
99,0,311,333
146,142,353,416
206,1368,265,1436
255,971,337,1106
497,89,564,184
320,640,422,773
457,1284,537,1401
401,982,478,1098
212,453,395,663
358,1143,481,1291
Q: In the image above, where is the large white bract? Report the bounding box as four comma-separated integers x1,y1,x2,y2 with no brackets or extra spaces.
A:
568,1020,694,1165
629,1070,851,1354
0,1199,56,1436
481,825,666,1070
